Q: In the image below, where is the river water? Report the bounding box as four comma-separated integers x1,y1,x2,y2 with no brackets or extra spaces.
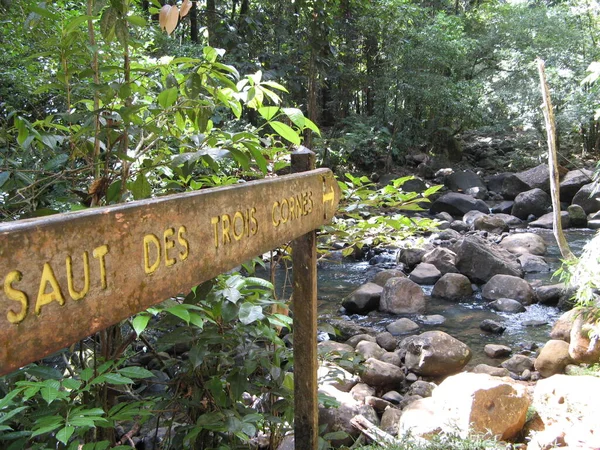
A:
266,228,595,367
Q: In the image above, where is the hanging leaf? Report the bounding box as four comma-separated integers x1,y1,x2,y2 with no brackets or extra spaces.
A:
269,121,300,145
132,314,150,336
258,106,279,121
180,0,192,18
165,5,180,35
158,4,170,31
130,172,151,200
238,303,264,325
56,426,75,445
282,108,305,128
115,18,128,46
100,7,118,43
157,87,179,109
126,15,147,27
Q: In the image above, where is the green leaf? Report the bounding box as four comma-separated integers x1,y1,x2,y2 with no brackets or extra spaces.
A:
64,15,93,34
98,373,133,385
238,303,264,325
166,304,190,323
261,81,289,92
269,121,300,145
282,108,305,128
258,106,280,121
0,406,28,425
206,377,227,408
114,18,129,47
80,367,94,382
40,380,61,404
44,153,69,170
303,118,321,136
117,366,154,379
130,172,151,200
15,117,29,147
157,87,179,109
132,314,150,336
29,3,59,20
56,426,75,444
126,15,147,27
100,7,117,43
0,172,10,189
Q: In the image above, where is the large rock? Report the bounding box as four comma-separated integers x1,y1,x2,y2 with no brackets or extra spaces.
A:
569,311,600,363
511,188,551,219
501,354,534,375
318,362,360,392
397,247,426,270
532,375,600,450
518,254,550,273
399,373,530,441
529,211,569,230
386,318,419,335
355,341,385,360
430,192,490,216
482,274,536,305
549,309,576,342
422,247,458,275
516,164,552,191
453,235,522,284
534,340,573,378
318,384,378,447
341,283,382,314
489,298,526,313
409,263,442,285
431,273,473,301
473,214,509,233
360,357,405,388
572,182,600,214
501,173,531,200
370,269,406,287
404,331,472,377
380,277,426,314
567,204,587,227
500,232,547,256
445,170,488,199
560,168,593,203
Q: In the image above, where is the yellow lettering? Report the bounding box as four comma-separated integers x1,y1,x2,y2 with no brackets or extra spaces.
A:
178,226,189,260
35,263,65,315
250,207,258,235
93,244,109,289
307,191,313,213
222,214,232,244
281,198,289,224
289,196,296,220
163,228,176,267
66,252,90,301
244,209,250,236
233,211,244,241
272,201,281,227
5,271,28,324
143,234,161,274
211,216,220,248
295,194,304,216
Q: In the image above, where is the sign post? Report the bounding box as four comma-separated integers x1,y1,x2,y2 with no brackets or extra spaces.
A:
291,148,319,450
0,168,339,378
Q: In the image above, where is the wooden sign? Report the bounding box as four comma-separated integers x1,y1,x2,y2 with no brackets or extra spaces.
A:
0,168,340,376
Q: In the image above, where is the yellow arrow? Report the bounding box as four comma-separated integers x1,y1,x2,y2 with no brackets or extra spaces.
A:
323,185,335,205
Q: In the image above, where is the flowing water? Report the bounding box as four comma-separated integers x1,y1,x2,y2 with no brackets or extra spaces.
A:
264,228,595,367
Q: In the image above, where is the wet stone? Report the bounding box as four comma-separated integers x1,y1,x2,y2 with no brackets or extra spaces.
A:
480,319,506,334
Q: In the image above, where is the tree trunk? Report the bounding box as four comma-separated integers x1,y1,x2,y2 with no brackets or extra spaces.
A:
206,0,217,46
537,59,574,261
190,0,198,43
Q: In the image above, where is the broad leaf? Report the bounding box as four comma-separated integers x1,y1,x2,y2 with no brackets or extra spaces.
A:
238,303,264,325
56,426,75,444
269,121,300,145
157,87,179,109
132,314,150,336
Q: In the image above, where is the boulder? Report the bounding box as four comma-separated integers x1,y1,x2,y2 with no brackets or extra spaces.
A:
490,200,514,214
536,284,565,305
511,188,551,219
399,373,530,441
471,364,510,377
532,375,600,450
484,344,512,358
318,384,379,447
397,247,426,270
375,331,398,351
453,235,522,284
325,319,374,341
380,351,402,367
489,298,526,313
360,357,405,388
534,340,573,378
567,204,587,227
486,172,511,195
404,331,472,377
318,340,354,356
549,309,576,342
517,164,552,192
473,214,509,233
445,170,488,199
419,314,446,325
422,247,458,275
409,263,442,285
480,319,506,334
380,277,426,314
341,282,383,314
408,380,436,398
350,382,376,403
463,210,487,225
569,311,600,363
386,318,419,335
501,173,531,200
482,274,536,305
345,333,376,348
572,182,600,214
529,211,569,229
518,254,550,273
430,192,490,216
494,213,522,227
431,273,473,301
370,269,406,287
559,168,593,203
499,232,547,256
501,354,535,375
318,362,360,392
380,407,403,436
355,341,385,360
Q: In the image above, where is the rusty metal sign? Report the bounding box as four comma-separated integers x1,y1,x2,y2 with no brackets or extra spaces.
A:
0,168,340,376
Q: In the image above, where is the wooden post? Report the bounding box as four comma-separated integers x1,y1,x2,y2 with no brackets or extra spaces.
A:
291,147,319,450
